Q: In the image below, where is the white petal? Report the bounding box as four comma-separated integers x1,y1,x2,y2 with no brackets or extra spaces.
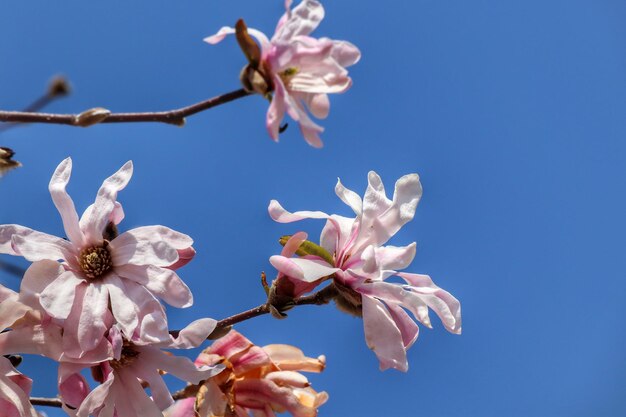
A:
48,158,85,246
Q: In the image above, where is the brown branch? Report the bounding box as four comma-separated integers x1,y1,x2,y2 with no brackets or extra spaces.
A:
30,397,62,408
170,283,339,339
0,88,251,128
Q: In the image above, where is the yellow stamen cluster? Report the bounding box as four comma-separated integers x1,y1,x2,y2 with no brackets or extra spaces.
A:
78,244,112,279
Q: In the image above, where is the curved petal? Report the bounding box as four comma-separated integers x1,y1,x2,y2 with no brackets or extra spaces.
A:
334,178,362,216
274,0,325,41
139,346,224,384
205,26,271,53
267,75,288,141
0,358,37,417
386,303,419,349
268,200,329,223
115,264,192,308
304,93,329,119
398,273,462,334
77,281,111,352
330,40,361,67
361,295,408,372
48,158,85,246
81,161,133,245
353,172,422,252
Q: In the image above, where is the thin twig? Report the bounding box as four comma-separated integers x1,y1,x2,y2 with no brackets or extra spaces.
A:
0,76,71,134
0,88,251,128
30,397,63,408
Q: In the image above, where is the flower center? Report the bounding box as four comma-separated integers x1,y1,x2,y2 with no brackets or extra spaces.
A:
78,244,112,279
109,342,140,371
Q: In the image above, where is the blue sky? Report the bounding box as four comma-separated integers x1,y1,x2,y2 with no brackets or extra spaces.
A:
1,1,626,416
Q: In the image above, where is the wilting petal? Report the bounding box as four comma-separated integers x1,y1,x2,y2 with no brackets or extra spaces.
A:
81,161,133,244
361,295,408,372
263,344,325,373
48,157,84,246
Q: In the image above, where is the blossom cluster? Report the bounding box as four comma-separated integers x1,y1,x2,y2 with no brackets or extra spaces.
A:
0,0,462,416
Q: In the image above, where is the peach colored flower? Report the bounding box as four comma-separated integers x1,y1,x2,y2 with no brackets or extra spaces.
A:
165,330,327,417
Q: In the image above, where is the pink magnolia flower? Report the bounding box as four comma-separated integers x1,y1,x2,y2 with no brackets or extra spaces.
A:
165,330,327,417
59,319,223,417
268,172,462,371
205,0,360,147
0,158,196,356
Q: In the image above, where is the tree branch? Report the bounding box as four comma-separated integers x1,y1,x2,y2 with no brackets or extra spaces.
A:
30,397,63,408
0,88,251,128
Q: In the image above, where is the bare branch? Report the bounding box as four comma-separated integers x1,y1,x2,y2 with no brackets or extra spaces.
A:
0,89,251,128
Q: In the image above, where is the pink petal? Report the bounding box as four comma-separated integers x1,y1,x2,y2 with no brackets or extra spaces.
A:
205,26,271,55
19,260,64,310
334,178,362,216
304,93,329,119
268,200,329,223
267,76,288,141
116,264,192,308
139,346,223,384
398,273,462,334
3,225,74,261
77,281,111,352
39,271,83,319
265,370,310,388
48,157,85,247
163,397,195,417
58,366,90,409
353,172,422,252
104,275,139,337
110,230,178,267
330,40,361,67
0,358,37,417
361,295,408,372
163,318,217,349
281,231,308,258
203,329,254,359
270,256,338,282
386,303,419,349
274,0,325,41
81,161,133,245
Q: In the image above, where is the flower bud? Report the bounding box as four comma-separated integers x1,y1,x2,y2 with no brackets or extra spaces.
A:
74,107,111,127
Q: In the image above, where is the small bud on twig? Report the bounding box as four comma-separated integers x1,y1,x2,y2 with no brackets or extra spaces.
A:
47,76,71,98
74,107,111,127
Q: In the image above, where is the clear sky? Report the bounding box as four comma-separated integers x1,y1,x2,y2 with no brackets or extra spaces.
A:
1,1,626,416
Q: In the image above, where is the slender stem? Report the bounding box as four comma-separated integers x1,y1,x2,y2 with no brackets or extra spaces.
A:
0,89,251,127
30,397,62,408
0,76,71,133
